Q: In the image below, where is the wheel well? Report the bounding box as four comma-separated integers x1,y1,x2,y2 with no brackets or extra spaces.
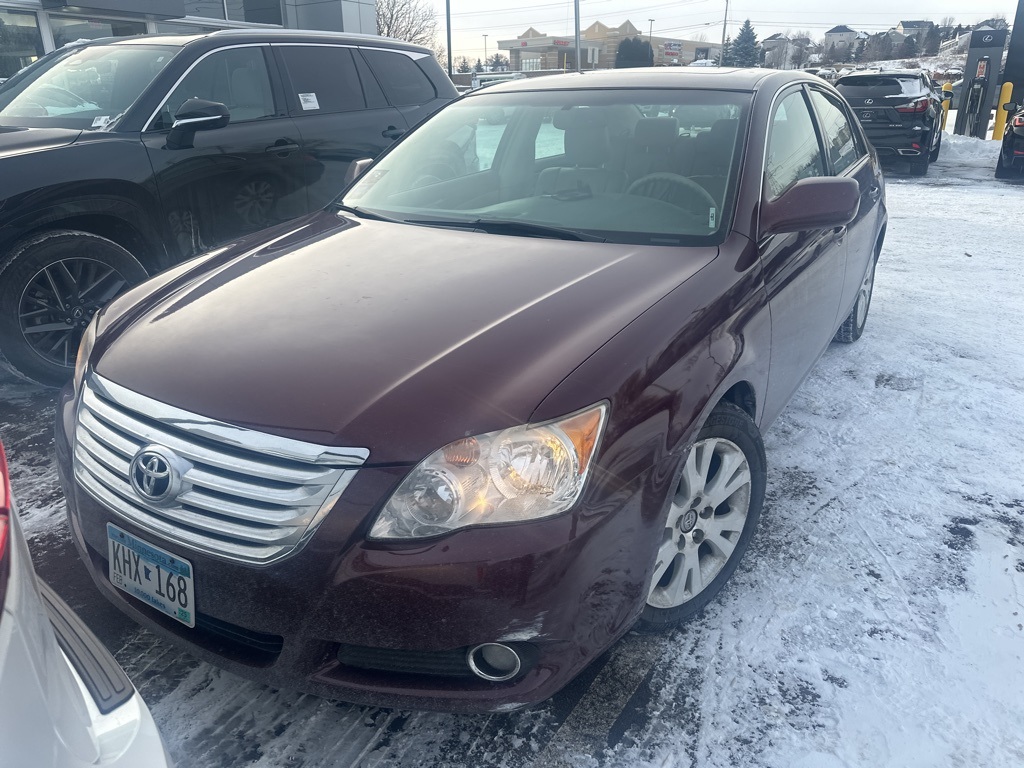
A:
719,381,756,422
21,215,160,275
875,224,886,258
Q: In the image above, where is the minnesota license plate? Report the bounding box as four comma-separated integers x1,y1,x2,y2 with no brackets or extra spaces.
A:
107,523,195,628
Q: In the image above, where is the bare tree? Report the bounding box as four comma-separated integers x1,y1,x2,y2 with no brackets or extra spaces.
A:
376,0,438,47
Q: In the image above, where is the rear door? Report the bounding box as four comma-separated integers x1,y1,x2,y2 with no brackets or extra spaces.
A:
273,44,406,212
142,44,309,259
759,86,848,423
360,47,447,130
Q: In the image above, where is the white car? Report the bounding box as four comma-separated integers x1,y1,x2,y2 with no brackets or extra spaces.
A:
0,440,170,767
687,58,719,67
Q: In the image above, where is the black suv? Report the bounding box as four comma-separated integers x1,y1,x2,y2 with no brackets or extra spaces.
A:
0,30,456,385
836,70,947,176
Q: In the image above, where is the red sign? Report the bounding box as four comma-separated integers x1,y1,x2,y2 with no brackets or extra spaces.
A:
554,40,569,46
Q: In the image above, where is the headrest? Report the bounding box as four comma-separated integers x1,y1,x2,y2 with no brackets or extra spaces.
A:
552,107,604,131
633,117,679,148
564,123,611,168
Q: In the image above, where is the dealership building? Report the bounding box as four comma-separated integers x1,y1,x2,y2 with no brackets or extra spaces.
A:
499,21,721,72
0,0,377,79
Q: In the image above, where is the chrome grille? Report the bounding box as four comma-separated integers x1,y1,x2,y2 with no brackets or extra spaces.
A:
73,373,368,566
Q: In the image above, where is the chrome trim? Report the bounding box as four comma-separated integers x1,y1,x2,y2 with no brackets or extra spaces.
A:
73,373,368,566
170,114,224,128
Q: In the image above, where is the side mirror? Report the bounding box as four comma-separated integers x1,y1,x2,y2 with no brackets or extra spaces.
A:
167,98,230,149
1003,102,1019,113
343,157,374,186
761,177,861,236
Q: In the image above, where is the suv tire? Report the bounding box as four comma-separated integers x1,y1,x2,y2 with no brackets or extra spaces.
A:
0,231,148,386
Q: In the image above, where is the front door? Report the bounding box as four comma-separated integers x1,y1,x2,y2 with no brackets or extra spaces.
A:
759,87,848,425
142,45,310,259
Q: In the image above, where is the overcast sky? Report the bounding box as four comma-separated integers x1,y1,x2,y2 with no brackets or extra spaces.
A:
434,0,1019,60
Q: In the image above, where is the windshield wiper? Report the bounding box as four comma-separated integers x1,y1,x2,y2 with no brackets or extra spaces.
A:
334,204,402,223
404,217,606,242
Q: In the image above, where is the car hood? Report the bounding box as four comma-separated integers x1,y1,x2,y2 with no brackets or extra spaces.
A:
0,126,82,158
95,211,718,464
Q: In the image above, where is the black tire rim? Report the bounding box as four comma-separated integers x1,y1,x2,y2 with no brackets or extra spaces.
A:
18,257,128,368
233,179,275,226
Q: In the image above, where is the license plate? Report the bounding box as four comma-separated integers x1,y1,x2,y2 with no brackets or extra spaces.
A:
107,523,195,628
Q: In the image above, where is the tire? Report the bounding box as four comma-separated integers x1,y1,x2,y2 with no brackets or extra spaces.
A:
929,131,941,162
833,253,877,343
994,152,1013,179
0,230,148,387
637,401,767,631
909,157,929,176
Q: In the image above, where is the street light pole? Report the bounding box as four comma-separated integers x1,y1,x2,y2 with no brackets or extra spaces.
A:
445,0,452,76
574,0,581,72
649,19,654,40
483,34,488,69
719,0,728,65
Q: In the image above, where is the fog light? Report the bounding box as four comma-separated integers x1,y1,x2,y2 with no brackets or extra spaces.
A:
467,643,522,682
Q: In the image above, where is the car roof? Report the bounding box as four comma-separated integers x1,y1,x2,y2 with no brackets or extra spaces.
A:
464,67,818,95
71,29,433,55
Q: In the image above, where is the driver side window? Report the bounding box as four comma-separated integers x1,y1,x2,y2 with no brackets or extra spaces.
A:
765,90,825,200
150,46,274,131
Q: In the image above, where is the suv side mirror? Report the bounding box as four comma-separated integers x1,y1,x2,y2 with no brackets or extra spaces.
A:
1003,102,1019,114
167,98,230,149
761,177,861,236
344,158,374,186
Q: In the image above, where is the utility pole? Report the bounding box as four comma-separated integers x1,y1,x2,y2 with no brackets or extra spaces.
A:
445,0,452,76
649,19,654,41
719,0,728,65
483,34,488,69
574,0,582,72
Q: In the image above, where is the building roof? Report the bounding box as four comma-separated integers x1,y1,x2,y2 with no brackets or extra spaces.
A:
826,25,857,34
898,20,933,29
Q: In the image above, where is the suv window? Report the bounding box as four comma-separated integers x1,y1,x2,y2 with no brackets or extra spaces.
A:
809,90,861,174
278,46,366,114
361,50,435,107
835,75,922,97
152,46,273,130
765,90,825,199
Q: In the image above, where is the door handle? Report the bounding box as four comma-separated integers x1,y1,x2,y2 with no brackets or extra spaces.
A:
867,186,881,201
265,140,300,154
381,126,406,140
833,225,847,243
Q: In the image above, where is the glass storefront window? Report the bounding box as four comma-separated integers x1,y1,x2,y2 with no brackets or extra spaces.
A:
154,22,221,35
226,0,282,26
0,10,45,80
184,0,226,20
49,15,147,49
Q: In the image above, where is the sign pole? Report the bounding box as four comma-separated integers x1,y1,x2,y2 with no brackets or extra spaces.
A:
445,0,452,76
574,0,582,72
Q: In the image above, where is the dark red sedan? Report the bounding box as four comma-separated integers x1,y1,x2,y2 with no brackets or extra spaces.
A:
55,68,886,713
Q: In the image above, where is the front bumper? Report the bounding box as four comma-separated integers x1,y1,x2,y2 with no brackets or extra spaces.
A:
56,384,668,713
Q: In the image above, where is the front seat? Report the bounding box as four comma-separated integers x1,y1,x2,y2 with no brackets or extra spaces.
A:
535,109,628,196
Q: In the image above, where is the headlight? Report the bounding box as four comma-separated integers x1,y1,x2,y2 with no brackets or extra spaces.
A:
370,403,608,540
73,315,98,395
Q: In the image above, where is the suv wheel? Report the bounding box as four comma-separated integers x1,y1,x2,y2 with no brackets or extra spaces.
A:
0,231,148,386
929,131,942,163
995,152,1013,179
909,157,929,176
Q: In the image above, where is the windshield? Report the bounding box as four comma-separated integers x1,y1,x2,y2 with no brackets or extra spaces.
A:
836,76,923,98
341,88,750,246
0,44,177,129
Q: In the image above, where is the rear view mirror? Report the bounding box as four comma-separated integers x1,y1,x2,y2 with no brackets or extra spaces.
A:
761,177,861,236
344,158,373,186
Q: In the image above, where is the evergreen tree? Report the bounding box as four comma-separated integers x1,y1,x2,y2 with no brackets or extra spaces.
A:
615,37,654,68
473,58,484,73
731,20,759,68
488,53,509,71
924,26,940,55
455,56,472,73
899,36,918,59
719,36,733,66
853,38,866,62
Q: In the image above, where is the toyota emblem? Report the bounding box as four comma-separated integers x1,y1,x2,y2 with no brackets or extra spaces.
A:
129,445,186,503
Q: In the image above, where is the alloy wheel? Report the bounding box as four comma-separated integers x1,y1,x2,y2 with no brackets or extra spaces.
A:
18,258,127,367
855,261,876,329
647,437,752,609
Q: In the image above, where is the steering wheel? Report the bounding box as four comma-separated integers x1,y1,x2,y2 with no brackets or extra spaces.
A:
35,84,92,109
627,173,717,216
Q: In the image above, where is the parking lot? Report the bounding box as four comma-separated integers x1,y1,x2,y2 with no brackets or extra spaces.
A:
2,136,1022,767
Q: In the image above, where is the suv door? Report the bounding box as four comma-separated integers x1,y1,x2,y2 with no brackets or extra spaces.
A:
759,86,848,423
142,45,309,258
273,44,406,212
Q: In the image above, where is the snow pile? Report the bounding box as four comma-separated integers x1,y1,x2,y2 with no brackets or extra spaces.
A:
938,133,1001,165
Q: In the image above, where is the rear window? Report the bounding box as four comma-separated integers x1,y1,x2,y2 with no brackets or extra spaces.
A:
835,76,921,98
361,50,435,107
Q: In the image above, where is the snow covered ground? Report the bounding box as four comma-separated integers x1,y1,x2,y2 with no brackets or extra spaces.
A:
1,136,1022,767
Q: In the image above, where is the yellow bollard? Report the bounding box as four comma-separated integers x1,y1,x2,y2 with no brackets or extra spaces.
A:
941,82,953,131
991,82,1015,140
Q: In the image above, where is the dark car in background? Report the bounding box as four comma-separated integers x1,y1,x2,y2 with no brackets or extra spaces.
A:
836,70,946,175
995,100,1024,178
0,29,456,386
56,68,886,713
